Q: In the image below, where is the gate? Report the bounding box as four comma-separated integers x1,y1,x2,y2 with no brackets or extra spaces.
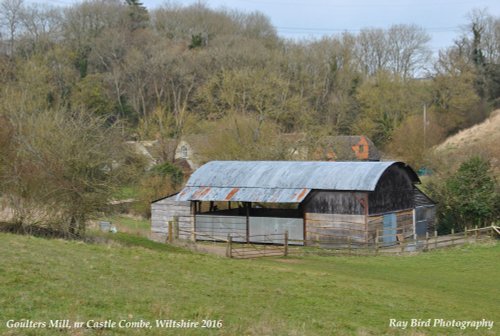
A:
227,232,289,259
415,205,435,237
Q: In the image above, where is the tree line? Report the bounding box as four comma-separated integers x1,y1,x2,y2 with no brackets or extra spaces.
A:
0,0,499,234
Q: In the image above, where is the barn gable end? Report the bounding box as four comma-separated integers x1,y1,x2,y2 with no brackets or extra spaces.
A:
368,164,415,215
151,195,191,242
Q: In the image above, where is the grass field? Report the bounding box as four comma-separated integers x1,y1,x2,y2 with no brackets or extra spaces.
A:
0,232,498,335
98,215,151,236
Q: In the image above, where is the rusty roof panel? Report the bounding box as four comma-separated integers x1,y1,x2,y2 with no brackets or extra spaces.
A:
175,187,311,203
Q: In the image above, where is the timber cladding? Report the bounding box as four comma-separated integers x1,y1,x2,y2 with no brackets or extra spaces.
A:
151,196,192,242
306,210,414,245
367,209,414,243
305,213,366,245
303,191,366,215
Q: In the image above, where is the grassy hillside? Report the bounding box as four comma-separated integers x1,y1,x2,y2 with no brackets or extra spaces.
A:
435,109,500,177
0,233,498,335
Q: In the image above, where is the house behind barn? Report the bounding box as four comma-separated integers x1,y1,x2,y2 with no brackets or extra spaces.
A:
151,161,435,247
312,135,380,161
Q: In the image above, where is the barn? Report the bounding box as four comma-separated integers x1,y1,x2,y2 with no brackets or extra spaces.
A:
151,161,435,247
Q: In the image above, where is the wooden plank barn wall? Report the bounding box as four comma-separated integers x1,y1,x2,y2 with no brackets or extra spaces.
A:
150,195,191,242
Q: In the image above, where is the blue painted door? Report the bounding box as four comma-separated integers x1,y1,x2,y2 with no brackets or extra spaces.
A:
383,213,397,245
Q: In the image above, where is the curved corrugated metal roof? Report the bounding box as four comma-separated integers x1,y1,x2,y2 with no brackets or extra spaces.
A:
182,161,419,192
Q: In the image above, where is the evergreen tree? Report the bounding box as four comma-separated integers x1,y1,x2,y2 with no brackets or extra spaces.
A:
125,0,149,31
435,157,499,233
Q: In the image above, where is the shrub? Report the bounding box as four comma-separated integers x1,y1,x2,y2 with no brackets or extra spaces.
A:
134,162,184,217
428,156,499,233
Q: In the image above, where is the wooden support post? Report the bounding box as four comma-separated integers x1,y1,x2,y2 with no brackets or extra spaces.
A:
400,235,405,253
475,225,478,242
303,209,307,247
226,234,232,258
284,230,289,257
464,226,468,241
375,229,379,255
191,201,196,242
173,216,179,239
451,228,455,246
168,221,173,243
434,230,438,249
412,208,417,241
425,232,429,250
363,195,369,248
245,202,250,243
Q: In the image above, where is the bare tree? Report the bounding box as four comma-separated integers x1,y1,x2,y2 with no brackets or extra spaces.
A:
2,107,142,236
386,24,431,78
152,2,238,44
18,3,62,53
234,11,278,47
354,24,431,78
282,35,360,133
0,0,24,56
464,8,500,64
356,28,389,76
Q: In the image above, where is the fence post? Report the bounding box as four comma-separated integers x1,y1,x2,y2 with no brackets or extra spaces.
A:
434,230,438,249
400,235,405,253
464,226,468,242
425,232,429,250
348,235,352,255
226,234,232,258
168,221,173,243
173,216,179,239
475,225,478,242
284,231,288,257
191,202,196,242
191,229,196,242
375,229,379,255
451,228,455,246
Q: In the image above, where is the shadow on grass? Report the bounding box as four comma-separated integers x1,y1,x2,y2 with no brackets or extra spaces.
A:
0,221,189,254
106,232,190,254
0,221,77,239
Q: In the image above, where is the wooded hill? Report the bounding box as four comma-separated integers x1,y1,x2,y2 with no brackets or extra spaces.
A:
1,1,499,164
1,0,499,234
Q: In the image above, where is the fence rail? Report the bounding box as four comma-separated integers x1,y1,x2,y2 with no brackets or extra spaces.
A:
165,220,498,258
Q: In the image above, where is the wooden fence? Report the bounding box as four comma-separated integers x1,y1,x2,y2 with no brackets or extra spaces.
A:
165,219,498,258
174,227,289,258
226,232,289,259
